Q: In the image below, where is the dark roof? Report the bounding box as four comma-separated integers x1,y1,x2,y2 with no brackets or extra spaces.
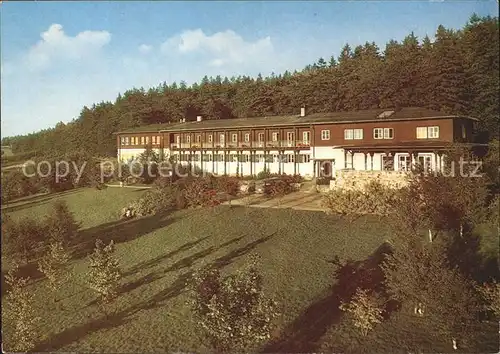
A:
115,107,477,134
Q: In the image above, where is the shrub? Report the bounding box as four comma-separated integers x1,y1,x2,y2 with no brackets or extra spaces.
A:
123,185,179,218
4,217,47,264
38,241,71,296
256,167,272,180
190,255,279,352
339,288,383,337
264,177,295,202
86,239,121,305
153,176,173,189
215,176,240,205
4,265,40,352
323,181,401,216
1,170,38,203
182,176,219,208
44,200,81,246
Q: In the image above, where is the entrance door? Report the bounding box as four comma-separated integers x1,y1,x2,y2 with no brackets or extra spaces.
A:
319,160,333,178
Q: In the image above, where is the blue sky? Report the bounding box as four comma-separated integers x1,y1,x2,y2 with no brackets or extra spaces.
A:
1,1,497,138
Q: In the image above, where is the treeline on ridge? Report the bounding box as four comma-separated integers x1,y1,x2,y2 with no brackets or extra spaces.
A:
2,15,498,159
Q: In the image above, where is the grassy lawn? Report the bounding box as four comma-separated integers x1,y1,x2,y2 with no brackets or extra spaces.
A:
2,187,148,229
1,188,497,352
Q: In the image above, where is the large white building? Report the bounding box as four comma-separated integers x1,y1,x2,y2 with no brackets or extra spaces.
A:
115,107,478,179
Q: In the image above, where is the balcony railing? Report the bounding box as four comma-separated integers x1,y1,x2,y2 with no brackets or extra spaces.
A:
169,140,311,149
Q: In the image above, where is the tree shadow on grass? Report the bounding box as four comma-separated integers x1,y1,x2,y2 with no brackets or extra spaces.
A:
35,232,276,351
262,241,395,353
2,211,181,297
31,310,134,352
70,211,179,260
118,235,246,297
121,235,213,277
120,233,269,298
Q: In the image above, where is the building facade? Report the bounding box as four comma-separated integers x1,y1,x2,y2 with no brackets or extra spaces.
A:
115,107,478,179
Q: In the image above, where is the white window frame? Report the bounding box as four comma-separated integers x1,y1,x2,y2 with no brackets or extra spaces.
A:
186,135,191,144
321,130,330,140
344,129,354,140
244,133,250,142
157,136,161,145
383,128,394,139
196,135,201,143
397,154,411,171
353,129,363,140
381,154,395,171
120,137,125,145
374,128,393,139
258,133,264,142
428,126,439,139
417,153,433,172
303,131,310,144
231,133,237,143
287,132,294,142
272,132,279,141
208,134,213,143
220,134,225,143
140,136,145,145
416,127,427,139
176,136,180,145
373,128,384,139
151,136,156,145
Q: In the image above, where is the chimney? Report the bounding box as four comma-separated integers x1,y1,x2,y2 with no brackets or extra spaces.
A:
197,116,203,122
300,107,306,117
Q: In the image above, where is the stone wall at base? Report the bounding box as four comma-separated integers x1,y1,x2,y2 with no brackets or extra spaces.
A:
330,169,411,191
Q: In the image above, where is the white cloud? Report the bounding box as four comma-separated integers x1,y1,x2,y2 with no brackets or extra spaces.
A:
25,23,111,71
138,44,152,54
161,29,273,67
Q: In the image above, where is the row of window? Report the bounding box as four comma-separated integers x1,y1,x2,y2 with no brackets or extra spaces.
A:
173,153,311,163
121,136,161,146
177,132,312,144
381,154,433,171
121,126,441,146
321,126,440,141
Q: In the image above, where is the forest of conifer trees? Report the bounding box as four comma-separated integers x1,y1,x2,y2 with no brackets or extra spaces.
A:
2,15,498,159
